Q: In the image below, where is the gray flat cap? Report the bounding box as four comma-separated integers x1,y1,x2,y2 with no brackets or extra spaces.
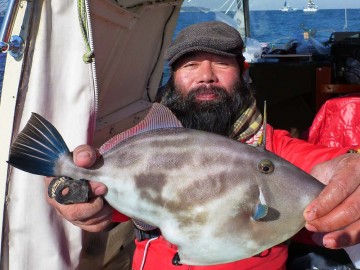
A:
165,21,244,66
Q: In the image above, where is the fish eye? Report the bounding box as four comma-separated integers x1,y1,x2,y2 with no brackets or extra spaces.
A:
258,159,275,174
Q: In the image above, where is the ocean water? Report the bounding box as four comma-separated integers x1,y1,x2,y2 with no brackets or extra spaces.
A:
0,9,359,93
250,9,360,43
178,9,360,43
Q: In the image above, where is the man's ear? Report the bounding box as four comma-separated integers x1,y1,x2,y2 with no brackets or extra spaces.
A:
242,61,252,84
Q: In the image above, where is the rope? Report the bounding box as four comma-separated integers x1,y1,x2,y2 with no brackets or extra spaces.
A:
77,0,94,63
140,237,159,270
77,0,100,136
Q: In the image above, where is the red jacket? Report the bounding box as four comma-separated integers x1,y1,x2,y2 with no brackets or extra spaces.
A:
307,95,360,148
293,95,360,247
113,125,353,270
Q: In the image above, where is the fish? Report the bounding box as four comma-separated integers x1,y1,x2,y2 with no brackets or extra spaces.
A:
7,103,324,266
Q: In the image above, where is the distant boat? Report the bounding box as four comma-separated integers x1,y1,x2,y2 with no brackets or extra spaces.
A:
303,0,318,13
280,1,295,12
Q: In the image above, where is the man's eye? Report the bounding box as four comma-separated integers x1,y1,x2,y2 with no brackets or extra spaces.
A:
183,62,197,68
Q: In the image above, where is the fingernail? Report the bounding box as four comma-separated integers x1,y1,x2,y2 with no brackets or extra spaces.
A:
323,238,336,248
305,223,318,232
78,151,91,158
305,207,318,221
94,185,107,196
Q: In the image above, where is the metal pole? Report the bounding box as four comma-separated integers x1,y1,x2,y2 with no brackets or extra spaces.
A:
242,0,250,37
0,0,21,43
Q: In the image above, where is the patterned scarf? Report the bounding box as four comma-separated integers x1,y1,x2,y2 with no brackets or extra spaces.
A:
229,97,263,144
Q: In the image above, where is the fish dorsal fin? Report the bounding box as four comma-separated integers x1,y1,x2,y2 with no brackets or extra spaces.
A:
259,100,267,149
252,187,268,221
99,103,183,153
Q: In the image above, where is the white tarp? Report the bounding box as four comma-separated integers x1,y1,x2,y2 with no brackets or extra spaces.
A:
1,0,95,269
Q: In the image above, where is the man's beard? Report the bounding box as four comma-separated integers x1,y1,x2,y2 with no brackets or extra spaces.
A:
161,78,252,136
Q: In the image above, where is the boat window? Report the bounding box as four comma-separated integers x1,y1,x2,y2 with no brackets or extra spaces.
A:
161,0,360,85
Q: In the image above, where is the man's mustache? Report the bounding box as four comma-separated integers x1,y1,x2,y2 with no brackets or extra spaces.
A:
187,85,229,99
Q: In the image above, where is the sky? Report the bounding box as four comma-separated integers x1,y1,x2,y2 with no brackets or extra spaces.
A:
183,0,360,11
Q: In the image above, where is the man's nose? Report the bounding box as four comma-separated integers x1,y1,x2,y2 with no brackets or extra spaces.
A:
196,61,218,84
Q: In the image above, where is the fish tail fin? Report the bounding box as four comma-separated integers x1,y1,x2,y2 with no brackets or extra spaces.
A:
8,113,70,176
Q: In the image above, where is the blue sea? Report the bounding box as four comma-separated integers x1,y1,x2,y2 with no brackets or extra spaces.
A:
177,9,360,43
0,9,359,94
249,9,360,43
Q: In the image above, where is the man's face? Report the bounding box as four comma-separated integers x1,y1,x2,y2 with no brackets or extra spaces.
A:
162,52,251,136
173,51,241,100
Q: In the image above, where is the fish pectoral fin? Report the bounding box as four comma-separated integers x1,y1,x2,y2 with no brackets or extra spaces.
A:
252,203,268,221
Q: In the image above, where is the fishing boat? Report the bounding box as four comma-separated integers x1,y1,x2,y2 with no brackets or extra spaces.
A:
0,0,359,269
303,0,318,13
280,1,295,12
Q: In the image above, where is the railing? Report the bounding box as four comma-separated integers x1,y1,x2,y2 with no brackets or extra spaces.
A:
0,0,24,58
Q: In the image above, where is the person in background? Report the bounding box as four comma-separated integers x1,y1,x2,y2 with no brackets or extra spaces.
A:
45,21,360,269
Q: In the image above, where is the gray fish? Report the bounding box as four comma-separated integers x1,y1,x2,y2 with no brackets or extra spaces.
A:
8,103,324,266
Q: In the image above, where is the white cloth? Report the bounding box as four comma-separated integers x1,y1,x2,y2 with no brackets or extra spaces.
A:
3,0,95,269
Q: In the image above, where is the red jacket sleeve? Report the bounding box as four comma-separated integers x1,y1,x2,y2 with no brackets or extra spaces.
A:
112,209,131,222
266,125,354,173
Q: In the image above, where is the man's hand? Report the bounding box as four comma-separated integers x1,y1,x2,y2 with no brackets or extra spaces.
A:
305,153,360,248
45,145,113,232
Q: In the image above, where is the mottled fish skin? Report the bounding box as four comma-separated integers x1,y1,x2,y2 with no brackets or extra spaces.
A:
56,127,324,265
8,104,324,265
